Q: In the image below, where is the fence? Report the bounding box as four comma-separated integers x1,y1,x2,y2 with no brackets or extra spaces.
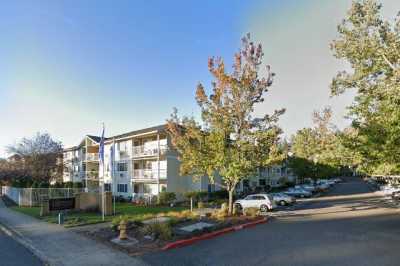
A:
1,186,84,207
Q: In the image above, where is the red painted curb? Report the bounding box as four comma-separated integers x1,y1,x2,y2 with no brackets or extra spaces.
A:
161,217,268,251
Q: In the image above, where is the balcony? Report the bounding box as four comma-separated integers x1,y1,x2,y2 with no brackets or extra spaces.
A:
85,170,99,179
132,144,167,158
133,169,167,180
85,153,99,162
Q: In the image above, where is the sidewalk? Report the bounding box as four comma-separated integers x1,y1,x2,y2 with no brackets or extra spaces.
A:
0,198,148,266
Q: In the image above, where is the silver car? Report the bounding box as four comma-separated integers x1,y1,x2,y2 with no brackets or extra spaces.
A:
271,193,296,206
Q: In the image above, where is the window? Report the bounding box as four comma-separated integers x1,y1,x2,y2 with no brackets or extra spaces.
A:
133,184,140,193
117,184,128,193
259,179,266,186
256,195,266,200
104,183,111,192
243,179,250,188
117,162,128,172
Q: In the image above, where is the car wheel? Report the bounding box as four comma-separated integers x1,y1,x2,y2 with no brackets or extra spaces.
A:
260,204,269,212
235,203,243,211
279,200,286,206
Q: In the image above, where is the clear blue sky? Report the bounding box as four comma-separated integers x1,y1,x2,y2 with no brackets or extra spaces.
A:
1,0,399,157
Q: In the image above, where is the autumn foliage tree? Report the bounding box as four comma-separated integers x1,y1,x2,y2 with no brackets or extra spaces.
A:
5,132,63,184
167,34,285,214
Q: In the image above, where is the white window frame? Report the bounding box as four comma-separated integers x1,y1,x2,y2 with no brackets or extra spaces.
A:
117,184,128,193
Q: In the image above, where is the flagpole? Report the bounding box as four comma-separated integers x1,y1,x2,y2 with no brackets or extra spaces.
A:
112,138,116,215
101,123,105,221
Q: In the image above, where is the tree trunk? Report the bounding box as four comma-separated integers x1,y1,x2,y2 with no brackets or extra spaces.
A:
228,188,234,215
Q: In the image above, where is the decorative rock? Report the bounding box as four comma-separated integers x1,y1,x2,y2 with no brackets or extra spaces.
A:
180,222,214,232
144,235,154,241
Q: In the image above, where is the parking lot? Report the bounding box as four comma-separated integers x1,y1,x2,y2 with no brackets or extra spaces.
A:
142,177,400,266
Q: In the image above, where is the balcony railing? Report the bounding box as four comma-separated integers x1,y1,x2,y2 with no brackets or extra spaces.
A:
85,170,99,179
132,144,167,157
133,169,167,180
85,153,99,161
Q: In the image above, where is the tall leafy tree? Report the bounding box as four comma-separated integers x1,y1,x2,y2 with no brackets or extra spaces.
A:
6,132,63,182
289,107,359,179
331,0,400,174
167,34,285,214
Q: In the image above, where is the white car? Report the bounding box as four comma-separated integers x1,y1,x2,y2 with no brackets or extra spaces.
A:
381,186,400,196
234,194,276,212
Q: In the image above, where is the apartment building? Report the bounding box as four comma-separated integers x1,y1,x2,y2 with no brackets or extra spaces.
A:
236,164,298,193
63,125,214,199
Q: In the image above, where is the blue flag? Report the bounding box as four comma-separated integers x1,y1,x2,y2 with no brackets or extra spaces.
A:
109,140,115,174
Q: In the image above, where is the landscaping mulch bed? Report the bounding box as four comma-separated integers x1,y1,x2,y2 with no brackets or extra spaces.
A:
78,215,264,256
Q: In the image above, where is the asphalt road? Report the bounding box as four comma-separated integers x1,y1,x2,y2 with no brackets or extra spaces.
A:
142,177,400,266
0,230,42,266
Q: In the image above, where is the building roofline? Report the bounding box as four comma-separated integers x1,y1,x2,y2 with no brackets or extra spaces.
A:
63,124,167,151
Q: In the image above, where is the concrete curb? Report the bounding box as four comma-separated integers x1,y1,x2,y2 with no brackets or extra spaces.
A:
162,217,268,251
0,220,55,266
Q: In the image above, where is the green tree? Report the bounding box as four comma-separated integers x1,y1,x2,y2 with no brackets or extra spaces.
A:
290,107,352,179
167,34,285,215
331,0,400,174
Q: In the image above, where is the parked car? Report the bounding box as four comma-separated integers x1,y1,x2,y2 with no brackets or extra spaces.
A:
391,191,400,201
234,194,276,212
284,188,312,198
296,184,316,193
381,186,400,196
315,183,330,191
326,180,336,186
271,193,296,206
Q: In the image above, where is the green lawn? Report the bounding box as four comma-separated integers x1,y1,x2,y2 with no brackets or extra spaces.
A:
11,203,187,228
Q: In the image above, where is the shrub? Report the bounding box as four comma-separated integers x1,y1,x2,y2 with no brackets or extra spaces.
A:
158,192,176,205
166,210,197,220
63,182,73,188
208,190,228,200
184,191,208,201
72,182,83,189
243,207,259,217
39,181,49,188
51,182,64,188
141,222,172,241
197,201,205,209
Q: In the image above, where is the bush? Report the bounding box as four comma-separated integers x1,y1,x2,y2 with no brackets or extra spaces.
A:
51,182,64,188
166,210,197,220
184,191,208,201
243,207,260,217
158,192,176,205
63,182,73,188
141,222,172,241
31,181,39,188
197,201,205,209
39,181,49,188
208,190,228,200
72,182,83,189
